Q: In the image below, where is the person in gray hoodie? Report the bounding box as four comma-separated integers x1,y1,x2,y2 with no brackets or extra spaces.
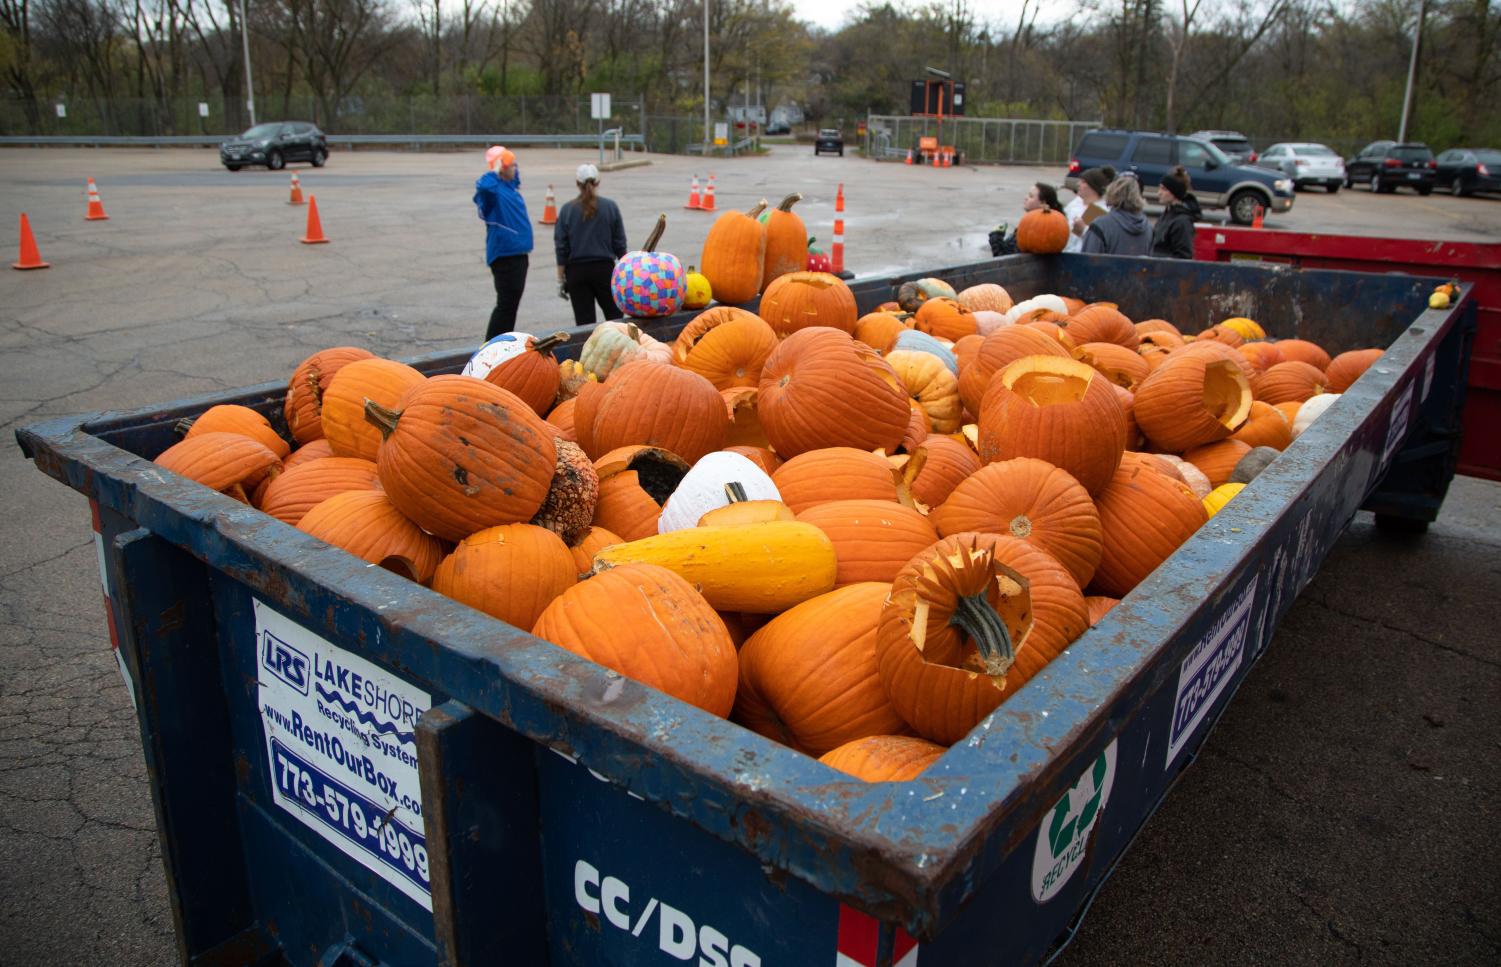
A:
1081,175,1152,257
553,163,629,326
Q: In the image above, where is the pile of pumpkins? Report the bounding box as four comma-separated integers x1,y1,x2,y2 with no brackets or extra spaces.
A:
152,275,1386,783
605,192,837,320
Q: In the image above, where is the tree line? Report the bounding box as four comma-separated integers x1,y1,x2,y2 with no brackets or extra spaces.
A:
2,0,1496,150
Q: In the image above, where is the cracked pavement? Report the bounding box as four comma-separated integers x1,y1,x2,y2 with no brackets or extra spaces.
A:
2,148,1498,965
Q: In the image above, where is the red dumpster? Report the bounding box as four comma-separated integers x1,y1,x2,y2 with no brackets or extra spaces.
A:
1194,227,1501,481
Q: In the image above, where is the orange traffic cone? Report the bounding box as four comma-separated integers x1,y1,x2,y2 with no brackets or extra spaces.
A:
539,185,557,225
1251,204,1265,229
300,195,329,244
12,213,50,270
85,177,109,220
905,148,913,165
832,183,846,277
288,172,304,206
700,174,717,212
683,174,702,210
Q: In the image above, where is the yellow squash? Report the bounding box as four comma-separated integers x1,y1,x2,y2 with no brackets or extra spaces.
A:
592,521,837,613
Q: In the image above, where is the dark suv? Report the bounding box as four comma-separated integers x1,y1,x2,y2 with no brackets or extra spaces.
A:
1064,129,1294,225
220,121,329,171
1343,141,1436,194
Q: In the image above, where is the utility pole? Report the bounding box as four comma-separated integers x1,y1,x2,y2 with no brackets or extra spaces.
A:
703,0,711,149
239,0,256,126
1397,0,1427,142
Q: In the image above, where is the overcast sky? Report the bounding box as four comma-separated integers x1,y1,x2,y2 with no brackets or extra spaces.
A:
790,0,1059,33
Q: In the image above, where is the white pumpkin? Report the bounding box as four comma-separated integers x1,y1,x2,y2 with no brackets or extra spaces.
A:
972,310,1012,336
657,451,781,533
461,332,530,379
1005,294,1069,324
1292,393,1341,438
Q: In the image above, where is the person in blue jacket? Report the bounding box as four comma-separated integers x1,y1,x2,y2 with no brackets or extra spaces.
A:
474,145,533,339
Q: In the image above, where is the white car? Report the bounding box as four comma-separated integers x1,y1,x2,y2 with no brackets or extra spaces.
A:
1260,142,1346,193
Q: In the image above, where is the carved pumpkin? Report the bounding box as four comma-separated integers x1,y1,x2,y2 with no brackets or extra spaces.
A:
672,306,778,389
656,450,780,533
432,523,576,630
364,375,557,542
1136,319,1183,339
320,358,425,461
933,458,1103,589
484,332,568,416
759,192,809,285
1195,324,1246,347
758,272,859,337
1229,400,1293,451
578,321,673,380
285,347,374,445
796,500,939,587
1065,303,1138,350
1072,341,1150,390
700,199,768,305
913,298,977,342
886,349,963,433
591,446,689,540
967,532,1090,679
977,355,1127,496
529,439,598,545
901,436,982,509
725,445,782,476
959,325,1072,416
1015,208,1070,254
818,735,945,781
1252,360,1328,405
1325,349,1383,393
876,534,1037,744
1133,351,1254,453
733,583,907,756
297,490,445,585
532,563,738,717
573,360,727,463
1090,452,1208,598
771,447,899,513
611,214,685,318
257,457,380,526
758,327,910,457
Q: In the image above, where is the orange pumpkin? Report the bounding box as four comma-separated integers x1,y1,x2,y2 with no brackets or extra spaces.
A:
1194,324,1245,348
672,307,779,389
721,387,770,448
760,193,810,286
297,490,445,585
257,457,381,526
320,357,426,461
958,325,1072,415
758,272,859,337
758,327,910,457
968,532,1090,679
182,404,291,461
1015,208,1070,253
957,283,1014,314
1229,401,1293,451
1132,351,1253,453
1072,341,1150,390
484,332,567,416
572,361,728,463
699,199,768,305
772,447,898,513
796,500,939,587
1065,303,1138,349
155,431,282,496
818,735,946,781
1253,361,1328,405
901,436,982,509
1136,319,1182,339
875,534,1037,744
933,458,1103,589
591,446,688,541
1090,453,1208,598
977,355,1127,496
724,445,782,477
284,346,374,445
545,397,578,441
1183,439,1253,488
1272,338,1332,371
913,298,978,341
733,583,907,756
1325,348,1383,392
569,525,624,573
853,312,910,353
432,523,576,631
532,563,738,718
1238,341,1282,375
1085,595,1120,626
283,439,334,471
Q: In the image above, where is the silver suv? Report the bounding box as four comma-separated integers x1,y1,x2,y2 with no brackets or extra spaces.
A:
1188,130,1257,166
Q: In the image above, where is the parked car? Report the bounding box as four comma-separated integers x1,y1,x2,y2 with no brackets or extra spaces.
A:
1064,128,1294,225
764,122,791,135
1343,141,1436,194
814,128,844,157
1188,130,1258,165
220,122,329,171
1434,148,1501,197
1258,142,1346,193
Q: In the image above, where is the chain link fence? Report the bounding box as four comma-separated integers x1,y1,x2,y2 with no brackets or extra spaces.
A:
866,115,1104,166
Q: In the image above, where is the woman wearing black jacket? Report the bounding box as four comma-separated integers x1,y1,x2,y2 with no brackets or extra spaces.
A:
554,163,629,325
1152,167,1201,259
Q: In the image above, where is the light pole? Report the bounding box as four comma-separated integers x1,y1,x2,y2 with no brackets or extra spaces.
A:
703,0,711,150
239,0,257,127
1397,0,1427,142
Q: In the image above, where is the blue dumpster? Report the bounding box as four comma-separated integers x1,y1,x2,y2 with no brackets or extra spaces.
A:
17,253,1475,966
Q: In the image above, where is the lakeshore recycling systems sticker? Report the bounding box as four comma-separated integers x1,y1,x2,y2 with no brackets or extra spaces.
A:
254,599,433,910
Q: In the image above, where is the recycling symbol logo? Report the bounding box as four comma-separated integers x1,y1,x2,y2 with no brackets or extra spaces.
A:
1048,753,1108,859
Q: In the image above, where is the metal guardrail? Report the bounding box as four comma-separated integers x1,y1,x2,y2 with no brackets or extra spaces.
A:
0,133,647,149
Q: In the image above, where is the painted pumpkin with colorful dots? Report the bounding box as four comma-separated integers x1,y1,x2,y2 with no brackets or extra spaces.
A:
610,214,686,318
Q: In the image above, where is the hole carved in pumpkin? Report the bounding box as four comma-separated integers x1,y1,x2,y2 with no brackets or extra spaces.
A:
1003,357,1095,405
1203,360,1253,429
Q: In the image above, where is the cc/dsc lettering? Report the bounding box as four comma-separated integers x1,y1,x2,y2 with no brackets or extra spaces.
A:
574,859,760,966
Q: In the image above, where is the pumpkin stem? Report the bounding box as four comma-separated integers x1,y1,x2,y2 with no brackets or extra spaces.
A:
777,193,801,212
723,481,748,503
532,331,570,355
747,199,768,218
626,322,641,342
643,213,668,253
363,398,401,440
173,417,196,437
948,592,1016,678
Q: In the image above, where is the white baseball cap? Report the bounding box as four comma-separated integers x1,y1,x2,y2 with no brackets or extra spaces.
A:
576,163,599,183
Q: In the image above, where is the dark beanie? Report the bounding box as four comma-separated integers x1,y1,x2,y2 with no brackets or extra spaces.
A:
1161,172,1188,200
1080,167,1112,194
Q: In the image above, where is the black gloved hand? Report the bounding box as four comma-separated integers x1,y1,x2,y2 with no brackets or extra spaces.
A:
557,282,569,300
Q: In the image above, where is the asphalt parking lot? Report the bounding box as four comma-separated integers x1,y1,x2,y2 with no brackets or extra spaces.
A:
1,146,1498,966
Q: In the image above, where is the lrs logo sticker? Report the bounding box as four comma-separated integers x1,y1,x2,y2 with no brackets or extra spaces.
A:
1031,740,1117,903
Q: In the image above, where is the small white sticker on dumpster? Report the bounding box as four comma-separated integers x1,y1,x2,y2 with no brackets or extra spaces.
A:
1165,577,1257,769
254,598,433,910
1031,740,1117,903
